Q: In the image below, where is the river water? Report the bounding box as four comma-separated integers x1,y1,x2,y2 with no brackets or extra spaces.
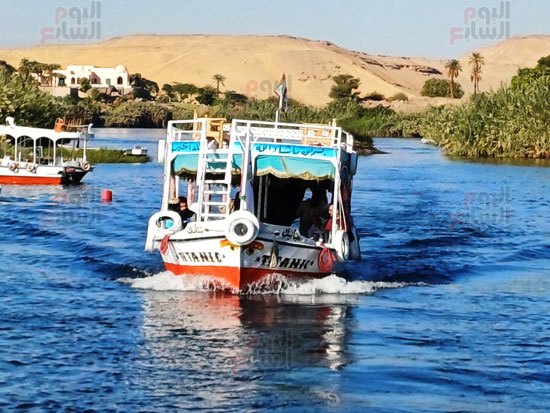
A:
1,129,549,412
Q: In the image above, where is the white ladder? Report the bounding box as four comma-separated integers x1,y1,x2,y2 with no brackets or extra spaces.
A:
195,145,234,221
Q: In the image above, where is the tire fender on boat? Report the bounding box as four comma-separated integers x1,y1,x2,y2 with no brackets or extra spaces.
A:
349,223,362,260
224,210,259,246
145,210,182,251
8,162,18,173
26,164,37,174
81,161,91,171
333,230,350,261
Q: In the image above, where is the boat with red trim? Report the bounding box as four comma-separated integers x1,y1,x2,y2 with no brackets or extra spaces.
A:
145,116,361,291
0,117,94,185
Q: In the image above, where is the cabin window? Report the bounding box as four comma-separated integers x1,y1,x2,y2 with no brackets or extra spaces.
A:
106,78,111,86
117,77,123,85
71,77,76,85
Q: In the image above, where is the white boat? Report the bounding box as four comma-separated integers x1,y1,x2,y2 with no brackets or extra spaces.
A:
0,117,94,185
124,146,148,156
145,117,361,291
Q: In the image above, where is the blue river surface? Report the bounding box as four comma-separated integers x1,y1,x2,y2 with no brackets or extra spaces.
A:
1,129,550,412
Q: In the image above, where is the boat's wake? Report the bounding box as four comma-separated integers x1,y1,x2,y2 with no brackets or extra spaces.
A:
119,271,407,295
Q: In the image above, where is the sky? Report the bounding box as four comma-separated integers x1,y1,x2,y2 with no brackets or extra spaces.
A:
0,0,548,58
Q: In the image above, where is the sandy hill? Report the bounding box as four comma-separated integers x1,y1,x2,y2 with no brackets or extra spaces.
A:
0,34,549,106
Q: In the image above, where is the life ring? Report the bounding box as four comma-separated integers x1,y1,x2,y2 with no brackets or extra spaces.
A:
8,162,18,173
224,210,259,246
145,210,182,251
26,164,37,173
81,161,91,171
333,230,350,261
318,246,335,272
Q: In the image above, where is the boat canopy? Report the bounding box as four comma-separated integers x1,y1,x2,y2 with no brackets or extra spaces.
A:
172,142,339,181
0,117,93,142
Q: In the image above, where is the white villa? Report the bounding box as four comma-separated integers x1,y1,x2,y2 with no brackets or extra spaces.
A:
46,64,132,96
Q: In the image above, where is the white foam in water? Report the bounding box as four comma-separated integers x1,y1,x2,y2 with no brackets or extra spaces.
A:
278,274,405,295
120,271,406,295
119,271,234,292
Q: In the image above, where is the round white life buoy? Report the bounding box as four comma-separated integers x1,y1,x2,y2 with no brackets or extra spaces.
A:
333,230,350,261
81,161,91,171
145,210,182,251
224,210,259,246
26,164,37,173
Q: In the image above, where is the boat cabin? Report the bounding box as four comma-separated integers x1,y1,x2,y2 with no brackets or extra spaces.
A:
159,117,358,247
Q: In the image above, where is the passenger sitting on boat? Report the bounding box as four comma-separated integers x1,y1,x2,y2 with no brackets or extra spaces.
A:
322,204,338,242
168,196,196,226
296,190,325,238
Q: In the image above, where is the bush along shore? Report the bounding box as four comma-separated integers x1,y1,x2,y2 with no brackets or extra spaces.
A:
65,148,151,164
1,56,550,159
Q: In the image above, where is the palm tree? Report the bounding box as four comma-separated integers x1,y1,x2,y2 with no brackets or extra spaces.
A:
212,74,225,94
445,59,462,99
469,53,485,94
18,58,32,82
44,63,61,86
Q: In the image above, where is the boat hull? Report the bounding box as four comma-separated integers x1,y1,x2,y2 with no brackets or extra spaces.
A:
0,165,88,185
159,234,333,290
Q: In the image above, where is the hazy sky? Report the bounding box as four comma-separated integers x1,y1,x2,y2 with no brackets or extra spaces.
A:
0,0,548,58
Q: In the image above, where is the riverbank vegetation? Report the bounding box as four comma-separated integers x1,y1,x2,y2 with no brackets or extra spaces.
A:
1,54,550,158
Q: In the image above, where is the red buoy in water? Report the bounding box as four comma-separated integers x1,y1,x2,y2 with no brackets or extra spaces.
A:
101,189,113,202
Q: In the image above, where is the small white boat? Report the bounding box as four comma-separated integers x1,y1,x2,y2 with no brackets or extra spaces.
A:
145,117,361,291
0,117,94,185
124,146,148,156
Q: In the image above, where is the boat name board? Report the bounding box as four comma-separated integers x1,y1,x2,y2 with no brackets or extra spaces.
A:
252,143,335,158
256,255,315,270
171,141,336,158
172,141,200,152
178,251,225,264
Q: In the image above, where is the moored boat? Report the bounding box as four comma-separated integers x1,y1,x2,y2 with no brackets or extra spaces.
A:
145,117,361,291
124,146,148,156
0,117,94,185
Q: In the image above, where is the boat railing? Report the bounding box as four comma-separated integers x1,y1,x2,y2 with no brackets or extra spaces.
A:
167,118,354,152
168,119,207,143
230,119,354,152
